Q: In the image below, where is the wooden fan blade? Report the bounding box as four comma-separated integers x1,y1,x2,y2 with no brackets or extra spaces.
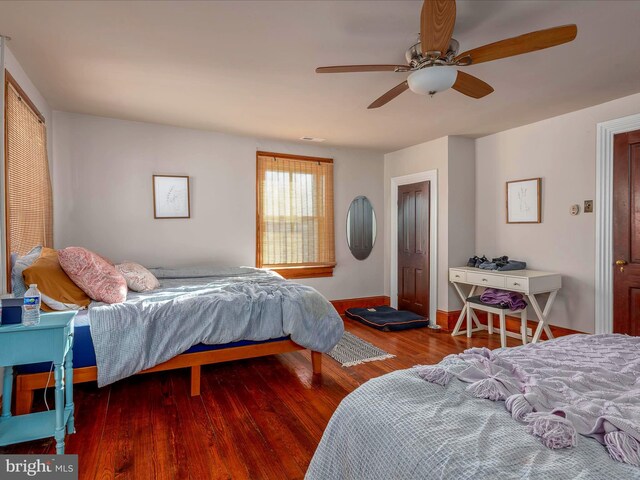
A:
455,24,577,65
421,0,456,57
316,65,409,74
452,71,494,99
368,81,409,109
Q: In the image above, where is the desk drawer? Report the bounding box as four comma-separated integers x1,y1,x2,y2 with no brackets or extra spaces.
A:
467,272,505,288
449,269,466,282
505,276,528,292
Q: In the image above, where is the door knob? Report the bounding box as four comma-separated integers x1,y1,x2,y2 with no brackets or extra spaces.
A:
616,259,628,272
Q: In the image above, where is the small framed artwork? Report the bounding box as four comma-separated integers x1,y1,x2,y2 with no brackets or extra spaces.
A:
506,177,541,224
153,175,190,219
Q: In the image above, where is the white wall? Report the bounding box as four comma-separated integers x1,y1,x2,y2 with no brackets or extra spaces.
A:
52,111,385,301
383,136,475,313
446,137,476,309
384,136,448,309
476,92,640,333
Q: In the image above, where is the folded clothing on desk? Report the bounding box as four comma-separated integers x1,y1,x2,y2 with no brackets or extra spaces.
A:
467,255,488,268
496,261,526,271
479,288,527,311
468,255,526,271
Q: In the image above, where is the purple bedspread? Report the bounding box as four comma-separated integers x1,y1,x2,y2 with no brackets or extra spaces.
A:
416,334,640,467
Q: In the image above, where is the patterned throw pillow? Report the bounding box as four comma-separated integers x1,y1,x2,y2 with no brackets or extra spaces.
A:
58,247,127,304
115,262,160,292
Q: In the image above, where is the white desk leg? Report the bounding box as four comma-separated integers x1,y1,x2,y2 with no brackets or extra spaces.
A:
471,311,482,329
528,290,558,343
541,290,558,340
466,305,472,338
452,284,478,335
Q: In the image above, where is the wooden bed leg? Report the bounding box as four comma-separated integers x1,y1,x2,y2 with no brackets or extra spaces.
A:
190,365,201,396
311,351,322,375
15,388,34,415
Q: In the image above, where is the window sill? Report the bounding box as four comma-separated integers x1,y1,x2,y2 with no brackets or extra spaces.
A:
267,265,335,279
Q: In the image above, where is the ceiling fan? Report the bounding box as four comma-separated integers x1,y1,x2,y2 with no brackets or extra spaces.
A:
316,0,577,109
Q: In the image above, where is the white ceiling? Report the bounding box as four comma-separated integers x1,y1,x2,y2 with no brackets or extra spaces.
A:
1,0,639,152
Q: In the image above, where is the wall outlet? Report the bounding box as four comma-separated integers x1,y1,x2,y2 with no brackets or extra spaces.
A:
527,327,533,337
584,200,594,213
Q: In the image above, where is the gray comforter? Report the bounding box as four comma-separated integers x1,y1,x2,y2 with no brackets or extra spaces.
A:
307,335,640,479
89,266,343,386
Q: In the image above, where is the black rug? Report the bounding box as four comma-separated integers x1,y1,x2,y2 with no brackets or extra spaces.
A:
345,306,429,331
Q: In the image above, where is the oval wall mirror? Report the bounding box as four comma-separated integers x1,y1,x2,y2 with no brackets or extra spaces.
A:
346,196,376,260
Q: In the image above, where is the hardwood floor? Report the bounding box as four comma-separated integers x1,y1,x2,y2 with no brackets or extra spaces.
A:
1,318,522,479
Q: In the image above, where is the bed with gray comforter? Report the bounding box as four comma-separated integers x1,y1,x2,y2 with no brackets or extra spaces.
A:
88,266,344,386
307,334,640,479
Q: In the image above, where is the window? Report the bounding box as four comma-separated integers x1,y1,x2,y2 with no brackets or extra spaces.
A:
4,71,53,286
256,151,335,278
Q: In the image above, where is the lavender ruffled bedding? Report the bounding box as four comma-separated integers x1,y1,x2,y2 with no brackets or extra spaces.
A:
307,334,639,480
417,334,640,467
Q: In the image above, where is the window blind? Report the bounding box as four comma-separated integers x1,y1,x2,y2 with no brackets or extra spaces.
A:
256,152,335,275
5,74,53,262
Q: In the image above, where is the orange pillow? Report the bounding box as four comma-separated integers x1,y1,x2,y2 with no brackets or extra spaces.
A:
23,247,91,312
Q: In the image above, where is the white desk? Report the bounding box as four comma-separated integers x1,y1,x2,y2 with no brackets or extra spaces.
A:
449,266,562,343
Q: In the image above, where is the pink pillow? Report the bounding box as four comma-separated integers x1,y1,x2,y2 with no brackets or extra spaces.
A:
116,262,160,292
58,247,127,303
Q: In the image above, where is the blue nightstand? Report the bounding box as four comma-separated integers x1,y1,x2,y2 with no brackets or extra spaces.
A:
0,311,76,454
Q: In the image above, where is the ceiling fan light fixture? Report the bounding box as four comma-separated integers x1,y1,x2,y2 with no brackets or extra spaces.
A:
407,67,457,96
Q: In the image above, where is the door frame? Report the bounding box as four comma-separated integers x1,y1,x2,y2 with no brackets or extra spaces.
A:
595,112,640,334
390,170,438,326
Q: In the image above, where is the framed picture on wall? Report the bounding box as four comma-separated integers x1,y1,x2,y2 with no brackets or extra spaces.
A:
506,177,541,224
153,175,190,219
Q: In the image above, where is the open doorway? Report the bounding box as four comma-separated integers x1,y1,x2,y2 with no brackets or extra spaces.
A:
612,129,640,336
397,181,430,317
595,113,640,334
390,170,437,325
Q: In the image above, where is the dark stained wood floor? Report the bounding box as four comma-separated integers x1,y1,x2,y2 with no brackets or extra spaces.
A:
1,319,520,479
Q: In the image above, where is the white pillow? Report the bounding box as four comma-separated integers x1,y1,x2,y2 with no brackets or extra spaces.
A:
12,246,42,296
115,262,160,292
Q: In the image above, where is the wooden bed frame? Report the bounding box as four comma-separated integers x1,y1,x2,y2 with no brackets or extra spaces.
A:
14,339,322,415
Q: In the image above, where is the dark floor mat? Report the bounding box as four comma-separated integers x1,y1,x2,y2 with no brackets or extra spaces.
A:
345,306,429,331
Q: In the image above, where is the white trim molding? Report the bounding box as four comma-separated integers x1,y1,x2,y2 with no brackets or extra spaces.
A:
595,112,640,334
390,170,438,326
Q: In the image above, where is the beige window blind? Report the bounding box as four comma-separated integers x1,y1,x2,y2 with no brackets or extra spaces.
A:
256,152,335,278
5,72,53,264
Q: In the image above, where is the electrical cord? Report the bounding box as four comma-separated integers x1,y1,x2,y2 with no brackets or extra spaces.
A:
43,362,54,411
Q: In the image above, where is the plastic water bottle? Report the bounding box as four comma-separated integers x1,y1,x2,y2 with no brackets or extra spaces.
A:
22,284,41,326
